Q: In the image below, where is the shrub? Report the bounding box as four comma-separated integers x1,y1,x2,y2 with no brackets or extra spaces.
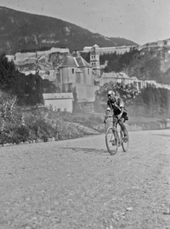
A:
0,92,101,145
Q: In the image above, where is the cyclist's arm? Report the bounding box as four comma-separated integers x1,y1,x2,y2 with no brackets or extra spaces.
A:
104,102,111,123
118,107,124,119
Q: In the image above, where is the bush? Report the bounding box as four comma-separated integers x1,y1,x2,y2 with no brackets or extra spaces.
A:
0,93,102,145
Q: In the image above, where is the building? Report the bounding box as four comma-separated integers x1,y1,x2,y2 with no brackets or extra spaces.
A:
13,47,69,77
96,71,148,92
56,52,99,111
14,47,69,64
83,44,138,55
137,38,170,51
89,44,101,76
43,93,73,112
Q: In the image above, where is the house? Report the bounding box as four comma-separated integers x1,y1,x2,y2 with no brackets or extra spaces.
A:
98,72,134,85
57,53,94,88
96,72,118,86
96,71,142,91
56,51,99,111
43,93,73,112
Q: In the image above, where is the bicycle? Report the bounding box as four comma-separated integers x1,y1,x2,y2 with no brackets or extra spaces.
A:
105,115,129,155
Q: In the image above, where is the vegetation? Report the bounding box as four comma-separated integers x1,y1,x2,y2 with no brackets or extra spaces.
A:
130,87,170,118
0,53,17,91
0,53,58,106
125,51,162,82
96,81,170,118
95,70,170,119
96,82,139,108
100,48,139,73
0,51,103,145
0,93,103,145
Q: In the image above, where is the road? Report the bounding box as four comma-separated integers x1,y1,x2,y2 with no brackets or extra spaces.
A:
0,129,170,229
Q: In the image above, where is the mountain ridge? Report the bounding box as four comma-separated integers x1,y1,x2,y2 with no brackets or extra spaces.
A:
0,6,137,55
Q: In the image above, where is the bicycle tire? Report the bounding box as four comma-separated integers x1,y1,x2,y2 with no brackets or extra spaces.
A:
105,127,119,155
120,129,129,152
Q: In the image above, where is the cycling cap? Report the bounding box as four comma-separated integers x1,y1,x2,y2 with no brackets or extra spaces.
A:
107,90,115,96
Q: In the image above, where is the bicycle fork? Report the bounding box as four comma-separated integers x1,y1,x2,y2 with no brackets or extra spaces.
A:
112,125,121,146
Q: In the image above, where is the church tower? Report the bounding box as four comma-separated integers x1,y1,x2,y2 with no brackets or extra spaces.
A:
90,44,101,76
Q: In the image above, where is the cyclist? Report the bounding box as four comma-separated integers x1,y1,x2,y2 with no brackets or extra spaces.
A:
104,90,128,141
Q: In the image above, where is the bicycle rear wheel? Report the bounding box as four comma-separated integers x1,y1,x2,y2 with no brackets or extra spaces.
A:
105,127,119,155
120,129,129,152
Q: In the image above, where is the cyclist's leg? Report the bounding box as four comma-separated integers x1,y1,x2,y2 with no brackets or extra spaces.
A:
118,117,128,140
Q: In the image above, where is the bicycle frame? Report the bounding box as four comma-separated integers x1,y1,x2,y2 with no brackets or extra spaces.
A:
112,116,122,145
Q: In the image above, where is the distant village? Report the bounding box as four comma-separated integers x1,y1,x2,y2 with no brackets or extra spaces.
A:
6,40,170,112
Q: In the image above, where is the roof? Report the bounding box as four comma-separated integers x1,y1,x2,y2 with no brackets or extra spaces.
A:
93,44,99,48
59,55,91,68
131,76,138,81
75,56,91,68
43,93,73,100
118,72,129,79
102,72,118,78
60,55,77,68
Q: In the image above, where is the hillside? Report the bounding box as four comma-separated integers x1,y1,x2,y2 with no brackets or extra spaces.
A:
0,7,137,55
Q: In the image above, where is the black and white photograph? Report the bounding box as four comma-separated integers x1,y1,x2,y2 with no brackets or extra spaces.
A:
0,0,170,228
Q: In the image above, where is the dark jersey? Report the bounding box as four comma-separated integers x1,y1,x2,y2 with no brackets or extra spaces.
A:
107,96,124,116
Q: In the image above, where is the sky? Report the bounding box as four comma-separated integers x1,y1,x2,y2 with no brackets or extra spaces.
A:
1,0,170,45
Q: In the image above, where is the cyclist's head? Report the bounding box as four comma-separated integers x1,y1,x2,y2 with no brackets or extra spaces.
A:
107,90,116,101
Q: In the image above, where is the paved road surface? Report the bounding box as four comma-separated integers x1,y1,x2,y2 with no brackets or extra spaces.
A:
0,129,170,229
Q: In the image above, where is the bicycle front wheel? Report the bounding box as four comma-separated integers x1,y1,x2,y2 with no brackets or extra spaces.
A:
105,127,119,155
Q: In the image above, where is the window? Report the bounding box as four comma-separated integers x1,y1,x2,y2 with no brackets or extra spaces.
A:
88,69,89,74
72,69,74,74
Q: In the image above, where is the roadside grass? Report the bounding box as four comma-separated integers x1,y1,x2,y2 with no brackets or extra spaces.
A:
0,96,103,145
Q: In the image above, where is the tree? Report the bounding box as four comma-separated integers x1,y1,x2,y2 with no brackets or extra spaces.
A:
131,87,170,117
13,73,44,106
0,53,17,91
96,82,138,109
0,53,47,106
98,48,139,73
126,51,162,81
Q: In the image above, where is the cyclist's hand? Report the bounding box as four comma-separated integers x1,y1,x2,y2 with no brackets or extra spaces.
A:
117,114,122,120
